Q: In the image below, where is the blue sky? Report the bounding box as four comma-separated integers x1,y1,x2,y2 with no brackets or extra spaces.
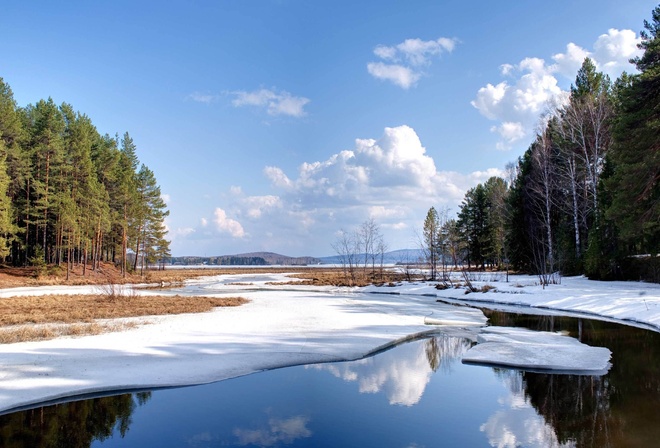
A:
1,1,656,257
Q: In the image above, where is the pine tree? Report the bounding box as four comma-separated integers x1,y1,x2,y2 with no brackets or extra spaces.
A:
0,140,15,259
132,164,170,274
422,207,440,280
605,5,660,258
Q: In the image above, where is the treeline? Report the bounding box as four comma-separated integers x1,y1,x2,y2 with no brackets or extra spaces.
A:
173,256,268,266
0,78,170,276
426,6,659,283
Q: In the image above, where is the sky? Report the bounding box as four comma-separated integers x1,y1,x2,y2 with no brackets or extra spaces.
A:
0,0,657,257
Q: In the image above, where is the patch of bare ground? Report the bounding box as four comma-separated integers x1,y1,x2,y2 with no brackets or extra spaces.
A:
275,269,417,287
0,294,248,343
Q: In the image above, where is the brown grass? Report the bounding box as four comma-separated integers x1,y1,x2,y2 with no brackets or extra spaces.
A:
0,294,248,343
277,268,415,287
0,322,141,344
0,264,411,343
0,294,248,326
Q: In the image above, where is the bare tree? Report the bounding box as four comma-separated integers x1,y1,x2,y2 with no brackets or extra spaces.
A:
331,229,358,284
529,128,558,274
358,218,378,276
559,59,613,221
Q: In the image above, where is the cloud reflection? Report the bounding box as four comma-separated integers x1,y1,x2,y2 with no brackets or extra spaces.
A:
480,371,574,448
310,337,471,406
233,415,312,447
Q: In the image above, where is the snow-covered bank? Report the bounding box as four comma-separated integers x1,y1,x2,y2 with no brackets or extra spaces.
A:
0,274,486,414
365,274,660,331
0,272,645,414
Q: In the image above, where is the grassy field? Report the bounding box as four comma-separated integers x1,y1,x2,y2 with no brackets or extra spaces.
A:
0,263,414,343
0,292,247,344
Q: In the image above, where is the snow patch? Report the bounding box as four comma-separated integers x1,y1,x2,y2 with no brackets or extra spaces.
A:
463,327,611,374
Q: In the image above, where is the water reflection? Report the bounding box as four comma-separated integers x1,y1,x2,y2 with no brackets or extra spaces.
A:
484,310,660,447
481,370,575,448
0,392,150,448
233,414,312,447
2,312,660,447
308,336,472,406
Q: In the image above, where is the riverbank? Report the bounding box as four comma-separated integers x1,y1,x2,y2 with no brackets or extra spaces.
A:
364,273,660,332
0,270,657,414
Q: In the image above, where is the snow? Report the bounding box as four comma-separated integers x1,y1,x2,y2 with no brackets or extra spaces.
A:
0,271,656,413
365,274,660,331
463,327,611,374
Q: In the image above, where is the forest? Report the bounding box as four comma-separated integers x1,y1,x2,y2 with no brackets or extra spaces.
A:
0,79,170,277
426,7,659,282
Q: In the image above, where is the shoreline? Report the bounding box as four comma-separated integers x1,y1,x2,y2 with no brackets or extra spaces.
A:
0,271,658,414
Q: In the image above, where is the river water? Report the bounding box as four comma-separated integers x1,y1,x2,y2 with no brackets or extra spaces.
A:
1,306,658,447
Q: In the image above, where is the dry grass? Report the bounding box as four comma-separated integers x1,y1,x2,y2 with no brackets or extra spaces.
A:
0,294,248,326
0,294,248,343
282,268,414,287
0,264,411,343
0,322,141,344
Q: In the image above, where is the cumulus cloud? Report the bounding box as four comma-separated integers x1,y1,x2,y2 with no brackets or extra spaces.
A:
172,125,503,256
259,125,502,225
230,88,310,117
213,208,245,238
367,62,421,89
368,37,457,88
473,28,642,150
265,125,446,201
244,195,282,218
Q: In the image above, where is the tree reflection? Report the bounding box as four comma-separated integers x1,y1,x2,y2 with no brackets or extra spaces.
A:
484,310,660,447
0,392,151,448
425,336,473,373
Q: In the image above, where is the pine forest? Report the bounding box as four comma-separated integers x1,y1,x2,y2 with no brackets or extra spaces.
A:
0,79,170,277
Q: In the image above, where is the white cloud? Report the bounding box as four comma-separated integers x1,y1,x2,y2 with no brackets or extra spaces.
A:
471,58,565,145
213,208,245,238
172,125,503,256
367,62,421,89
473,28,641,150
592,28,642,77
264,166,293,189
551,42,591,79
368,37,457,88
200,218,208,227
491,122,526,150
230,88,310,117
244,195,282,219
161,193,170,204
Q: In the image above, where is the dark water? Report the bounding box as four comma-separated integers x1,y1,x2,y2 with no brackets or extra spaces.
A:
1,310,659,448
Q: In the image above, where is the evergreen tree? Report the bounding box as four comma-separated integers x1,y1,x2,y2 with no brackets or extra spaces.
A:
422,207,440,280
605,5,660,261
132,164,170,273
458,184,491,269
0,139,14,259
24,98,66,263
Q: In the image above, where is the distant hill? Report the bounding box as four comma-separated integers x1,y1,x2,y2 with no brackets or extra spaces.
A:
170,249,424,266
170,252,321,266
234,252,321,265
318,249,424,265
